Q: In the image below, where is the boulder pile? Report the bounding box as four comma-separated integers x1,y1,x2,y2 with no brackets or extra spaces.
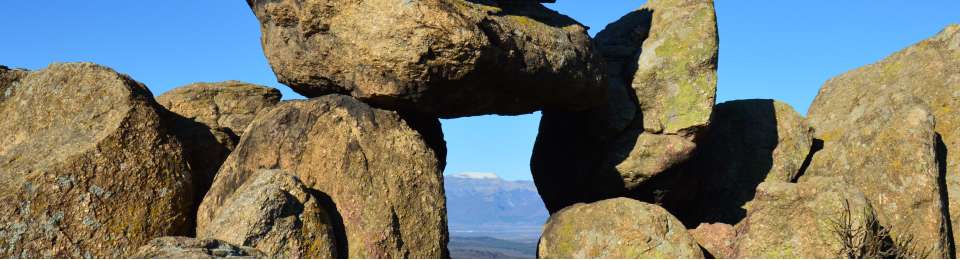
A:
2,0,959,259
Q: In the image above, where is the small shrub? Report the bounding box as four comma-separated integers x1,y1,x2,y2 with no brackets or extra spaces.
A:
828,200,931,259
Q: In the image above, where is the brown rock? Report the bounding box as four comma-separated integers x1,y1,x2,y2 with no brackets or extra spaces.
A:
537,198,704,259
157,81,281,206
807,24,959,257
247,0,605,117
531,0,718,213
0,63,194,258
733,177,874,258
132,236,264,259
198,169,337,258
648,99,814,226
197,94,448,258
690,223,735,259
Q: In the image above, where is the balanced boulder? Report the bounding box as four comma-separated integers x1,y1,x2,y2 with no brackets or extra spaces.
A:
157,81,281,203
197,94,448,258
538,198,703,259
531,0,718,213
132,237,264,259
197,170,337,258
247,0,605,117
0,63,194,258
807,24,959,256
734,177,874,258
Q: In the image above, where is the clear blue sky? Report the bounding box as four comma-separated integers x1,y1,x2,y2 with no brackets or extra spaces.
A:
2,1,957,180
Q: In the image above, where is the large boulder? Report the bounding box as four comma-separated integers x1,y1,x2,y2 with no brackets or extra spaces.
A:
733,177,874,258
197,94,448,258
247,0,605,117
537,198,704,259
197,169,337,258
0,63,194,258
157,81,281,205
650,99,814,226
132,237,264,259
531,0,718,213
807,24,959,257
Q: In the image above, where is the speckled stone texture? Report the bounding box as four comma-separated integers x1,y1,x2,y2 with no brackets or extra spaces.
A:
247,0,605,117
197,94,448,258
132,236,264,259
806,24,959,257
157,81,281,208
733,177,874,258
538,198,703,259
198,170,337,258
0,63,194,258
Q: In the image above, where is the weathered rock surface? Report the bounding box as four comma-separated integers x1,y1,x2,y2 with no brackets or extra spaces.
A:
197,94,448,258
807,24,959,257
0,63,194,258
734,177,874,258
651,99,814,226
157,81,281,205
132,236,264,259
198,169,337,258
538,198,703,259
690,223,735,259
531,0,718,213
248,0,605,117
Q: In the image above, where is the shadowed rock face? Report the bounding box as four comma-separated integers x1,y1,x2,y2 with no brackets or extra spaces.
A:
246,0,605,118
132,237,264,259
157,81,281,209
734,177,874,258
645,99,814,226
197,94,448,258
806,24,959,257
531,0,718,213
537,198,703,259
198,170,337,258
0,63,194,258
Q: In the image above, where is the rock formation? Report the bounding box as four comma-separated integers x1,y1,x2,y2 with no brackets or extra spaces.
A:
157,81,281,205
197,169,337,258
806,24,959,257
0,63,194,258
733,177,874,258
537,198,703,259
531,0,718,213
246,0,605,117
132,236,264,259
197,94,448,258
650,99,814,226
804,81,950,258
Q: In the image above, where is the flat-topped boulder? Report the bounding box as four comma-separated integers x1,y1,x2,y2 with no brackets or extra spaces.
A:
247,0,605,117
0,63,194,258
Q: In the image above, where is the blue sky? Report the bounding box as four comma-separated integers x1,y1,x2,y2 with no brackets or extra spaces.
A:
2,1,958,181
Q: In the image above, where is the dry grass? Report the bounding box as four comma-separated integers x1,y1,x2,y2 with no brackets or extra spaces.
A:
829,200,931,259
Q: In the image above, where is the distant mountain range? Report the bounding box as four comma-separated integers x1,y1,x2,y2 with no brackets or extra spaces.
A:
444,173,548,259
